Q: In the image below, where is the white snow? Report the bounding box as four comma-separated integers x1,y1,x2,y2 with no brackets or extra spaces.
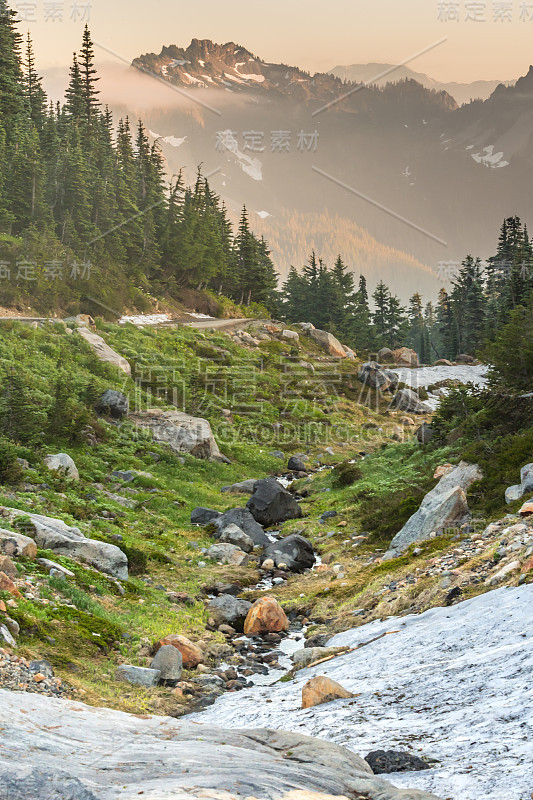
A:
119,313,170,326
182,72,208,87
391,364,488,390
471,145,509,169
186,312,214,320
194,585,533,800
219,128,263,181
148,131,187,148
256,210,271,219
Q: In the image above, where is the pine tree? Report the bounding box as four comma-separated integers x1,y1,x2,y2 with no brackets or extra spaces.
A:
22,33,46,131
79,25,100,123
65,53,84,120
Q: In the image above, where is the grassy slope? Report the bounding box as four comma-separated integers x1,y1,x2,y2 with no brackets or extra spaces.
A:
0,320,530,715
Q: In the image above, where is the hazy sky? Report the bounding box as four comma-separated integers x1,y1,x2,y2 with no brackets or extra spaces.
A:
16,0,533,83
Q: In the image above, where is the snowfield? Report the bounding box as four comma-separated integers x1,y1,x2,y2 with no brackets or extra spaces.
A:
194,585,533,800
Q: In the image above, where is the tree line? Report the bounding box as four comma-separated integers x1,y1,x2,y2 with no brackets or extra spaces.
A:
280,216,533,361
0,4,277,310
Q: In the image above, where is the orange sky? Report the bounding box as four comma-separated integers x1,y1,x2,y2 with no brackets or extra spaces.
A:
17,0,531,83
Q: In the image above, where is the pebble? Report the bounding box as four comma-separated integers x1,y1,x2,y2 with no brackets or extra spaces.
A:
0,650,67,697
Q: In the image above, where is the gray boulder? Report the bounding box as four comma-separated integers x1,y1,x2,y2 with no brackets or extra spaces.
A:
292,646,348,670
263,533,315,572
383,370,400,390
214,507,270,548
115,666,160,687
221,479,257,495
207,594,252,631
130,408,228,461
96,390,129,419
384,462,483,559
358,361,391,390
206,543,249,566
0,529,37,559
44,453,79,480
309,328,347,358
288,456,307,472
0,689,441,799
416,423,435,444
0,507,128,579
391,388,431,414
505,463,533,504
77,328,131,375
191,507,221,525
377,347,394,362
247,478,303,527
150,645,182,682
218,524,255,553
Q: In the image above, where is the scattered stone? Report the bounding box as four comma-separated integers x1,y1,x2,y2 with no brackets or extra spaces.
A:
95,390,129,419
269,450,284,459
485,560,521,586
281,329,299,342
191,507,221,525
115,665,161,687
263,534,315,572
221,479,257,495
390,388,430,415
0,572,20,597
377,347,394,362
129,409,228,462
206,543,249,566
416,422,434,444
301,675,354,708
214,508,270,548
384,462,483,559
44,453,79,481
36,559,75,578
365,750,430,774
218,524,255,553
207,595,252,631
0,529,37,560
150,645,183,683
247,478,303,526
0,508,128,580
292,646,348,669
358,361,392,391
392,347,420,367
288,456,307,472
155,635,204,668
309,328,347,357
243,597,289,635
77,327,131,375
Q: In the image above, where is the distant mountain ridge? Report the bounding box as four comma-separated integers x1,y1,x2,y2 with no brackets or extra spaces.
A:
328,62,513,105
132,39,458,112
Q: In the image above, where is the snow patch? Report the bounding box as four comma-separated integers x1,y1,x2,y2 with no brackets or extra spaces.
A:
256,210,271,219
219,128,263,181
119,313,170,326
195,585,533,800
471,145,509,169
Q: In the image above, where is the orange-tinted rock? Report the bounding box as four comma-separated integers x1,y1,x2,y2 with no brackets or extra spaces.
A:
0,600,6,612
156,634,204,668
521,558,533,573
243,596,289,636
392,347,420,367
301,675,354,709
433,463,453,480
0,571,20,597
0,556,17,579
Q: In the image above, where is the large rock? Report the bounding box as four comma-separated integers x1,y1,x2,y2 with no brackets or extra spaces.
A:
115,665,160,687
155,634,204,668
288,456,307,472
218,524,255,553
214,507,270,548
149,645,182,682
95,390,129,419
0,529,37,559
0,507,128,579
391,388,431,415
246,478,303,527
191,507,221,525
243,596,289,635
392,347,420,367
206,543,249,566
292,646,348,670
377,347,394,362
130,409,227,461
207,594,252,631
44,453,79,481
505,463,533,505
301,675,354,708
416,423,434,444
358,361,392,390
384,462,483,559
366,750,430,774
0,688,441,799
309,328,346,358
77,328,131,375
221,479,257,495
263,533,315,572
